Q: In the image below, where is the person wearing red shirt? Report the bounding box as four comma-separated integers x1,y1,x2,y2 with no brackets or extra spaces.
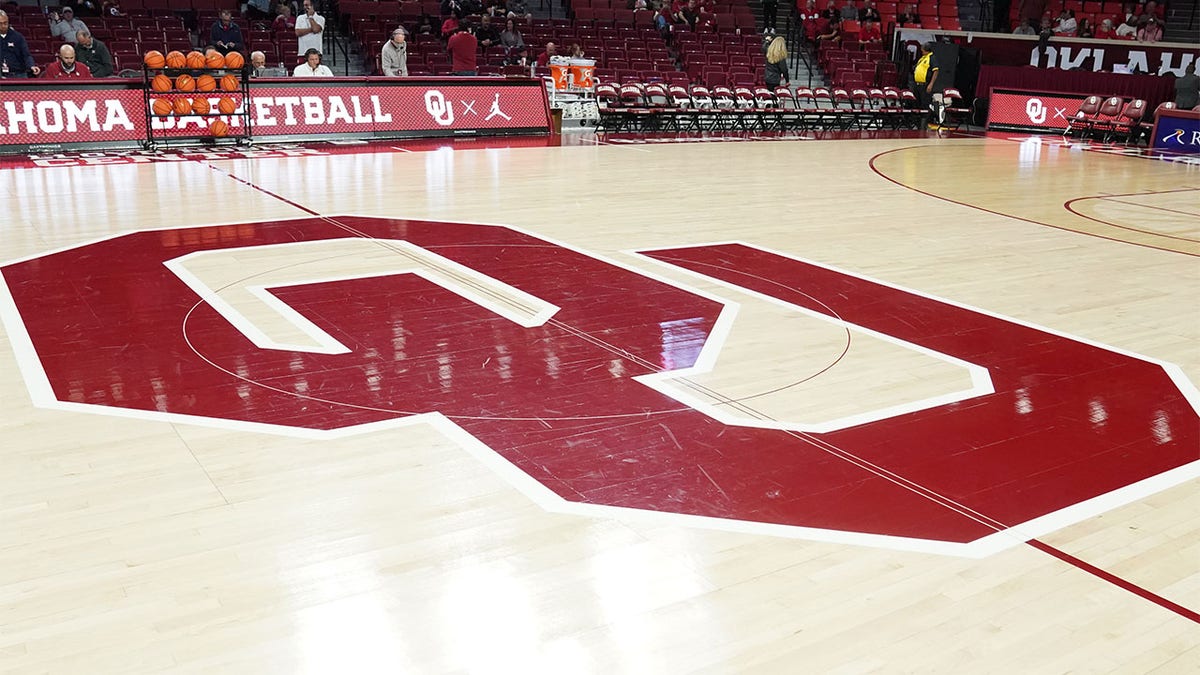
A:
536,41,558,68
43,44,92,79
446,26,477,75
859,17,881,41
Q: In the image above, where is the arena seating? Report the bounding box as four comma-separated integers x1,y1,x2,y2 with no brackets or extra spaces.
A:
1,0,279,75
1008,0,1166,37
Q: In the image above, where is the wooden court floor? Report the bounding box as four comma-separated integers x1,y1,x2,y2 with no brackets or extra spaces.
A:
0,134,1198,673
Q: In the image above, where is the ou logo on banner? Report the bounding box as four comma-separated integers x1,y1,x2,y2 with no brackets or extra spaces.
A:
424,90,454,126
1025,97,1048,124
1,217,1197,556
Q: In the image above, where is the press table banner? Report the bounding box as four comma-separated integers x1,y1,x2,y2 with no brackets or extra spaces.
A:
0,78,551,154
1151,109,1200,155
986,88,1091,133
895,30,1199,77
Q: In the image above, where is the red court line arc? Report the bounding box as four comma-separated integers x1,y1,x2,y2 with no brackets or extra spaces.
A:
1028,539,1200,624
1063,195,1200,244
867,146,1200,257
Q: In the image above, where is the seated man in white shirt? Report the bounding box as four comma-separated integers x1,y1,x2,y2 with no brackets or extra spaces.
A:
293,48,333,76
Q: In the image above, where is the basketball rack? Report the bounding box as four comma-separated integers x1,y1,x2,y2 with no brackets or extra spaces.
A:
141,64,253,150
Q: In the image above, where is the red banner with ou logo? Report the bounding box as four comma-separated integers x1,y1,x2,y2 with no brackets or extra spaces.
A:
0,78,551,153
986,88,1091,132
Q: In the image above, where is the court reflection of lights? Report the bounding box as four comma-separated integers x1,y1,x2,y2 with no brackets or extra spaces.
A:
439,565,546,673
293,588,410,674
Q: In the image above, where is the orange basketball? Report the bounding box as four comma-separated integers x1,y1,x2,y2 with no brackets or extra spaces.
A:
205,50,224,69
174,74,195,92
172,97,192,115
151,98,172,116
143,50,165,69
191,97,211,115
150,74,171,92
223,51,244,69
220,74,239,92
186,51,206,69
217,97,238,114
196,74,217,92
210,120,229,137
165,51,186,69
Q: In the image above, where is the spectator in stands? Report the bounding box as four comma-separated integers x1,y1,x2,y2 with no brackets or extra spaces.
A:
249,50,268,77
1052,9,1076,36
679,0,702,29
1094,18,1115,38
447,25,478,75
1115,15,1137,37
416,14,436,35
0,10,41,77
295,0,325,58
1117,3,1137,26
74,30,112,77
536,41,558,68
211,10,244,55
1140,1,1160,25
293,48,332,75
246,0,273,21
1136,16,1162,42
762,35,789,87
631,0,649,10
859,0,880,23
43,43,92,78
504,45,528,66
910,41,939,129
839,0,857,21
569,42,585,58
654,2,672,30
1077,18,1093,38
815,17,841,42
1175,63,1200,109
821,0,839,21
762,0,779,33
1012,19,1036,35
500,18,524,51
441,12,461,39
477,15,501,50
49,7,88,44
507,0,532,20
381,27,408,76
274,5,296,31
859,17,881,41
102,0,125,17
897,3,919,26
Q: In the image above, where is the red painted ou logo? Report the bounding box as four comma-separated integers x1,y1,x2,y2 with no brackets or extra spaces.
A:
2,218,1196,556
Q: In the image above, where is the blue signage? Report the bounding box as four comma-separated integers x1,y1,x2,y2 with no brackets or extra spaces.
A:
1152,114,1200,154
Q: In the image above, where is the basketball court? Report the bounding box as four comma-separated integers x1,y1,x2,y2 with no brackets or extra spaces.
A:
1,132,1197,672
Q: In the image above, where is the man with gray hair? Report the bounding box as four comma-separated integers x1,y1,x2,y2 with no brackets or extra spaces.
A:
49,6,89,44
74,30,112,77
249,50,268,77
381,27,408,76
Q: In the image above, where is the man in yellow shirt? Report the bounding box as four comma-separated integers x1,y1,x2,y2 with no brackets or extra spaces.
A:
911,42,942,130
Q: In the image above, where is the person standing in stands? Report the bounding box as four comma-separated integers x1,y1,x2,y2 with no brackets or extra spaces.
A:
295,0,325,61
0,10,41,77
49,7,88,44
762,35,789,88
761,0,778,33
1175,63,1199,110
381,27,408,77
911,41,940,130
43,44,92,78
74,30,112,77
446,25,477,76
